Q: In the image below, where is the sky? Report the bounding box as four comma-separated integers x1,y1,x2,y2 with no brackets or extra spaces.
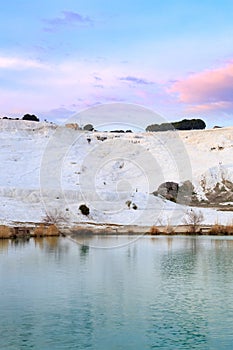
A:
0,0,233,128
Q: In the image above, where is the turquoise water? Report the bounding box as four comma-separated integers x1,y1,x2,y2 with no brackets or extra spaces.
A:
1,236,233,349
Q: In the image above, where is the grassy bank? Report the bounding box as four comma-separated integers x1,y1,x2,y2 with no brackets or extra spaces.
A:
1,223,233,240
0,224,60,239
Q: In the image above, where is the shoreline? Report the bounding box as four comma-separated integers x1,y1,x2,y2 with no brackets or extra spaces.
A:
1,222,233,239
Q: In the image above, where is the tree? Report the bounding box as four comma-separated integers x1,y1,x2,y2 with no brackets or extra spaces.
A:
146,123,174,132
22,114,39,122
183,209,204,233
83,124,94,131
172,119,206,130
146,118,206,132
43,209,69,226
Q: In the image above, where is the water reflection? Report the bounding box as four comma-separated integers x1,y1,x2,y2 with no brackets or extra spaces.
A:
166,236,173,250
80,244,89,255
80,244,90,263
10,237,30,248
0,239,9,252
34,237,70,259
1,236,233,349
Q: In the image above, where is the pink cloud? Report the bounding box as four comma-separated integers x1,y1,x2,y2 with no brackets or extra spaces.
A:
170,63,233,105
186,101,233,113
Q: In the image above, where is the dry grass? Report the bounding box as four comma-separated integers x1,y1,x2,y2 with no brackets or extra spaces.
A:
209,224,233,235
33,224,45,237
164,225,175,234
70,226,94,236
46,224,60,236
43,209,69,225
149,226,161,235
225,225,233,235
0,223,60,240
34,224,60,237
0,225,13,239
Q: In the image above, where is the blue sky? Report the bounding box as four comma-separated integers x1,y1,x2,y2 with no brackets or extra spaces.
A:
0,0,233,128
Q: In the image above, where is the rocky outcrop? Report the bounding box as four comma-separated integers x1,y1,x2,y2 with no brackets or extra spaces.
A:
205,180,233,204
178,180,196,204
153,182,179,202
153,180,196,204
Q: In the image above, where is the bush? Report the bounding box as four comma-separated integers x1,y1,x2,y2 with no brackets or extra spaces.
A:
149,226,160,235
43,209,69,225
83,124,94,131
164,225,175,234
22,114,39,122
110,130,125,133
146,118,206,132
34,224,59,237
146,123,174,132
125,200,131,208
183,209,204,233
0,225,13,239
209,224,233,235
34,224,46,237
173,119,206,130
46,224,60,236
79,204,90,216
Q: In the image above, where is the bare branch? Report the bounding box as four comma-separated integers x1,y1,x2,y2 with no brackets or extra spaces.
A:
43,209,69,226
183,209,204,233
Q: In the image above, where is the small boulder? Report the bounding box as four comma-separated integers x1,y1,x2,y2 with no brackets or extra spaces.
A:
155,181,179,202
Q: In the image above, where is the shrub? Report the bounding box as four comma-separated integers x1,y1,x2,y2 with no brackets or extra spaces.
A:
164,225,175,234
183,209,204,233
225,225,233,235
43,209,69,225
83,124,94,131
150,226,160,235
79,204,90,216
34,224,59,237
146,118,206,132
110,130,125,133
125,200,131,208
0,225,13,239
22,114,39,122
46,224,60,236
209,224,233,235
34,224,46,237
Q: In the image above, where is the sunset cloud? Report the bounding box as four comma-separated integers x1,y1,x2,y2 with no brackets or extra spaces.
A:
119,76,154,85
170,63,233,106
1,1,233,127
185,101,233,114
0,56,47,70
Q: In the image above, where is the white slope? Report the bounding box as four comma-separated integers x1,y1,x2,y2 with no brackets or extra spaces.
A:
0,119,233,227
